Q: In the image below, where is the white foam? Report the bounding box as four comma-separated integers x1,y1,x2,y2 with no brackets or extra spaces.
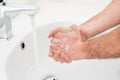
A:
64,45,70,53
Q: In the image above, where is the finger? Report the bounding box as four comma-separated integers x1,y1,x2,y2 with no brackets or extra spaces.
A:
51,49,59,61
53,50,61,61
51,38,61,44
49,52,53,57
60,52,72,63
50,43,58,50
49,48,59,60
79,31,87,42
59,52,67,63
50,44,62,61
54,32,65,39
70,24,79,32
51,39,65,50
63,53,72,63
48,27,69,38
49,50,54,57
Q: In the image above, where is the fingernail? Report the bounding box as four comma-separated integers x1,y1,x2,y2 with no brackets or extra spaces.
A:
49,52,53,57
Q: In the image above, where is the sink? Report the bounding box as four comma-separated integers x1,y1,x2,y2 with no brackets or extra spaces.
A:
5,20,120,80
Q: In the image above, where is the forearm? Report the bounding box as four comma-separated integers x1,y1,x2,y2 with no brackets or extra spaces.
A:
84,26,120,59
79,0,120,39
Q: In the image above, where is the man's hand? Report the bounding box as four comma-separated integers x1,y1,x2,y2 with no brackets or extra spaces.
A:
49,24,120,63
48,25,88,63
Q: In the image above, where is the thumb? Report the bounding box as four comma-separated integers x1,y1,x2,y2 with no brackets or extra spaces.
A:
48,27,68,38
79,31,87,42
70,24,79,32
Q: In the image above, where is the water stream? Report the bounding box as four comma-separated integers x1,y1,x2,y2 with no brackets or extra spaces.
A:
30,15,39,67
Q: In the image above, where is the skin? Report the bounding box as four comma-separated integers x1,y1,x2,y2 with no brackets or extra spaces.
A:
84,26,120,59
79,0,120,39
48,0,120,63
49,25,87,63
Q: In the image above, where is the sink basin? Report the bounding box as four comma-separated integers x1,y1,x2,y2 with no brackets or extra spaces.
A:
5,20,120,80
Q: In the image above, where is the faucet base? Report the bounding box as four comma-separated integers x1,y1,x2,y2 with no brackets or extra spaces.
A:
0,25,13,40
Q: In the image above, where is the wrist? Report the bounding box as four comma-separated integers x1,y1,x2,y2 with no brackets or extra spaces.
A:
78,42,93,59
78,23,90,40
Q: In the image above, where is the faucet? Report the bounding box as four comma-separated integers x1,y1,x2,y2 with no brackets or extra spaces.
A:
0,1,39,40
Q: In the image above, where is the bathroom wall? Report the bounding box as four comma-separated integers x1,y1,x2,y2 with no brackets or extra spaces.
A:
6,0,112,6
6,0,38,4
38,0,112,6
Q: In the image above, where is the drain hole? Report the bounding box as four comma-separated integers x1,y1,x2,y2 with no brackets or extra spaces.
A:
53,78,56,80
20,42,25,50
42,74,58,80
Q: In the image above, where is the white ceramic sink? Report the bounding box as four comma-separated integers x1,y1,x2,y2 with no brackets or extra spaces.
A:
5,20,120,80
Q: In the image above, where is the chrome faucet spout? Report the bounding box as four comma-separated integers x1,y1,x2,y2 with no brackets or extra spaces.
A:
0,3,39,40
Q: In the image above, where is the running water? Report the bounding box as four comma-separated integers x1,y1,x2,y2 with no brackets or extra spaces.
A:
30,15,39,67
28,16,59,80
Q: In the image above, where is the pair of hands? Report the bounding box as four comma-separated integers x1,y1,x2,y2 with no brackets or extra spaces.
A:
48,25,87,63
